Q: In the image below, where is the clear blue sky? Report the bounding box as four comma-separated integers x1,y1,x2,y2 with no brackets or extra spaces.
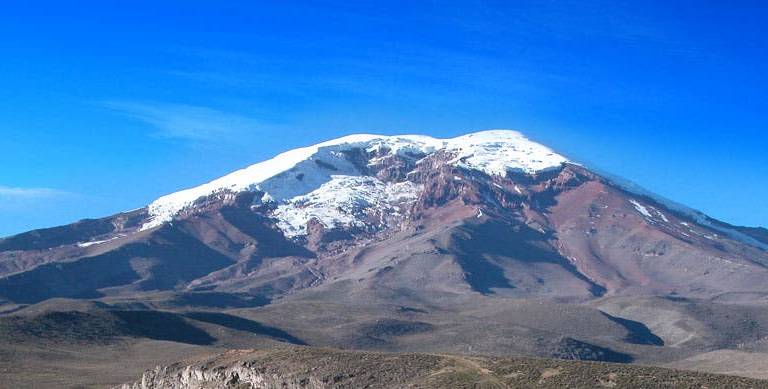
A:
1,1,766,237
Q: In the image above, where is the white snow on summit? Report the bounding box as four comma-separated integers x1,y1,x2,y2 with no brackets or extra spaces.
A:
273,175,421,237
446,131,567,176
141,130,567,232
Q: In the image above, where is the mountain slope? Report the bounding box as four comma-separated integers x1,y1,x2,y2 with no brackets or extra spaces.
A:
2,130,768,386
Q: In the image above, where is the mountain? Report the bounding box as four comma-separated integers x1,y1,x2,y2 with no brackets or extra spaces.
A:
2,130,767,303
2,130,768,387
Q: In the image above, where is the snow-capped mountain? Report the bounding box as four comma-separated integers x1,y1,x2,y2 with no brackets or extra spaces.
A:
142,130,567,232
2,129,768,305
3,128,768,374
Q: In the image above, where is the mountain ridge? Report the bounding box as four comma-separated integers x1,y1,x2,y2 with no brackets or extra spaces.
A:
141,130,568,230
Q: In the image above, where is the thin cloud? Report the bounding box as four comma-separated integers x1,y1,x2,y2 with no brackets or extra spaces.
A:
0,187,75,213
0,186,70,199
102,101,262,142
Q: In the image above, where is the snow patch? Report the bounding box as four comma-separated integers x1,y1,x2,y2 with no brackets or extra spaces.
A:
77,236,120,248
272,175,421,237
629,200,652,218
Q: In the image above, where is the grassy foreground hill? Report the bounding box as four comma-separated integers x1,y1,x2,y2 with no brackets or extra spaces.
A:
117,347,767,389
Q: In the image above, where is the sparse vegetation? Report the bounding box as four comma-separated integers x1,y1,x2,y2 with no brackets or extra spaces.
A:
119,347,768,389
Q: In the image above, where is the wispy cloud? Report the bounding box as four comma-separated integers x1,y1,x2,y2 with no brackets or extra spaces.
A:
0,186,70,199
102,101,263,142
0,187,75,213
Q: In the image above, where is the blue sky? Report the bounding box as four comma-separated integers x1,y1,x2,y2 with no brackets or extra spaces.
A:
1,1,767,237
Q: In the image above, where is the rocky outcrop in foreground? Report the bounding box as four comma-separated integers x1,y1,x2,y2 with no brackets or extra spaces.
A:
118,347,766,389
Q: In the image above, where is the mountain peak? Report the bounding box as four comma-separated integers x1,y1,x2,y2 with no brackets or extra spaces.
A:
142,130,567,230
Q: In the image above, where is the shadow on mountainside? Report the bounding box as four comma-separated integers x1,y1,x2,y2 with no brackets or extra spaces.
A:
600,311,664,346
451,220,606,296
184,311,307,345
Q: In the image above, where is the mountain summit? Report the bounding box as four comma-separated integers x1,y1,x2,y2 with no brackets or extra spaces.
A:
2,130,768,382
142,130,567,230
